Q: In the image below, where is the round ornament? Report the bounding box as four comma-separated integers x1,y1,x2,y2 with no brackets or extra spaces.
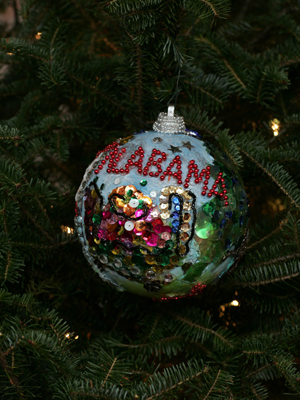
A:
75,107,249,300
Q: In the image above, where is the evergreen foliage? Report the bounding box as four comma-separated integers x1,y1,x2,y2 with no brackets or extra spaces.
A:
0,0,300,398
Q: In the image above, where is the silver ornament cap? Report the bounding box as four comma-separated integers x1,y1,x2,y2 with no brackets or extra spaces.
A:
153,105,186,134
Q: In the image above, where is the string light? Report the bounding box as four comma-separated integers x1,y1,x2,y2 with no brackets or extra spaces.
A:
75,335,79,340
271,118,280,137
230,300,239,306
65,333,70,339
60,225,74,234
35,32,42,40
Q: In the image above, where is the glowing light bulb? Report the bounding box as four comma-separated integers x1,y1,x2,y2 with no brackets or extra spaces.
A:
230,300,239,306
35,32,42,39
75,335,79,340
273,130,279,136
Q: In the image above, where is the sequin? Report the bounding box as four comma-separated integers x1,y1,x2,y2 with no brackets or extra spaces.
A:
123,256,134,266
146,233,159,246
114,178,121,185
125,185,137,193
91,189,98,198
172,197,180,205
171,211,179,219
111,247,120,255
135,220,146,231
174,205,180,211
129,198,139,208
124,204,135,216
159,203,168,210
180,232,189,241
153,265,163,273
170,255,179,264
154,224,164,234
115,198,126,208
151,208,160,218
164,273,173,283
169,186,176,193
159,195,168,203
183,202,191,210
145,255,155,265
140,179,147,186
150,191,157,198
172,220,180,228
146,270,156,279
94,238,100,244
179,245,186,255
140,196,152,206
157,239,166,248
125,221,134,231
183,192,192,200
99,254,108,264
135,209,144,218
153,137,162,143
161,187,170,196
161,211,171,219
183,213,191,222
131,266,140,275
92,214,101,224
161,231,171,241
176,187,184,194
116,186,126,195
154,256,162,264
114,258,122,268
180,223,190,232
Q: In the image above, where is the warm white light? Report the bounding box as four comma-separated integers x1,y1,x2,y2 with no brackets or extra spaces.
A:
35,32,42,39
61,225,74,234
75,335,79,340
65,333,70,338
272,124,278,130
230,300,239,306
273,130,279,136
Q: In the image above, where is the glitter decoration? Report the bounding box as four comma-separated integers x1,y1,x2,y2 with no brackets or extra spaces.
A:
75,107,249,300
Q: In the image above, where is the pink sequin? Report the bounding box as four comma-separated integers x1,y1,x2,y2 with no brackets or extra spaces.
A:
146,233,159,247
135,209,144,218
102,211,111,219
161,231,171,241
162,225,172,233
154,224,164,234
134,228,144,236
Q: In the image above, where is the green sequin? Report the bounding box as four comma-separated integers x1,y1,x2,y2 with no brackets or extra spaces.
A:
140,179,147,186
203,202,215,216
92,214,102,224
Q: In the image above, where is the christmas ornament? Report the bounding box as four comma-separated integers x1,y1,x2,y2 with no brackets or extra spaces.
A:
75,107,249,300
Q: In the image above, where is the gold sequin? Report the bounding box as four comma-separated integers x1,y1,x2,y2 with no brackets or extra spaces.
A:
116,186,126,195
183,201,191,210
176,187,184,195
125,185,137,193
145,255,155,265
153,265,164,273
94,238,100,244
154,256,162,264
123,256,134,266
111,247,120,255
135,220,146,231
170,255,179,264
180,232,189,241
180,223,190,232
183,192,192,200
179,245,186,255
183,213,191,222
161,187,170,196
140,196,152,207
115,197,125,208
91,189,98,198
124,204,135,216
161,211,171,219
169,186,176,193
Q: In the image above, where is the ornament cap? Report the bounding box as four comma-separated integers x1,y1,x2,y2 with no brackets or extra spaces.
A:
153,105,186,134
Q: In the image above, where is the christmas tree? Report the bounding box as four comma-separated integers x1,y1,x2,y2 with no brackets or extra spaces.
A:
1,0,300,398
